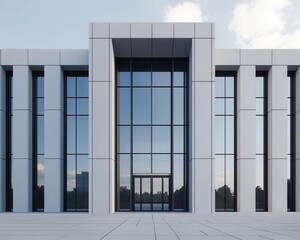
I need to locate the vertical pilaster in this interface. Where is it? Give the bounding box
[44,66,64,212]
[268,66,288,212]
[89,36,113,214]
[295,67,300,211]
[0,67,5,212]
[237,66,256,212]
[12,66,32,212]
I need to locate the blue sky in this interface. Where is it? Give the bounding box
[1,0,300,49]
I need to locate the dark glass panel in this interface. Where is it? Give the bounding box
[133,154,151,173]
[37,76,44,97]
[77,116,88,154]
[226,116,234,154]
[117,88,131,125]
[133,88,151,124]
[76,77,88,97]
[67,99,76,115]
[163,178,169,210]
[152,126,171,153]
[152,88,170,124]
[153,178,162,211]
[173,126,184,153]
[119,154,131,209]
[141,178,151,210]
[152,154,171,174]
[225,155,235,211]
[173,88,184,125]
[36,155,44,211]
[37,116,44,154]
[77,99,88,115]
[67,116,76,154]
[174,60,186,86]
[117,126,131,153]
[76,155,88,211]
[226,77,234,97]
[67,77,76,97]
[135,178,141,210]
[173,154,184,210]
[37,99,44,115]
[215,155,225,211]
[215,77,225,97]
[66,155,76,210]
[152,60,171,86]
[215,116,225,154]
[133,126,151,153]
[132,60,151,86]
[118,60,131,87]
[256,155,264,190]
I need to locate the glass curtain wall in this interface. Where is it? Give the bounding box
[6,71,13,212]
[215,73,236,212]
[65,72,89,212]
[116,59,187,211]
[287,73,295,211]
[33,73,45,211]
[256,73,268,211]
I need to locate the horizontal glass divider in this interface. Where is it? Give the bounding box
[132,173,171,177]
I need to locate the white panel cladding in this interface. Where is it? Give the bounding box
[152,23,173,38]
[110,23,130,38]
[237,66,256,212]
[0,65,5,211]
[273,49,300,65]
[215,49,240,66]
[12,66,32,212]
[241,50,272,66]
[60,49,88,66]
[174,23,194,38]
[296,68,300,211]
[194,81,212,159]
[44,66,64,212]
[92,23,109,39]
[92,39,110,82]
[268,66,288,212]
[1,49,27,65]
[194,39,212,82]
[194,159,212,213]
[195,23,212,38]
[130,23,152,38]
[28,50,60,65]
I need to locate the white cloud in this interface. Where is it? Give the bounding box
[229,0,300,48]
[163,1,207,22]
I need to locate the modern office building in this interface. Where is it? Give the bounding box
[0,22,299,214]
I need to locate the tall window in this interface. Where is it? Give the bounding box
[215,73,236,212]
[287,73,295,211]
[65,72,89,212]
[6,71,13,212]
[256,73,268,211]
[33,73,44,211]
[116,59,188,211]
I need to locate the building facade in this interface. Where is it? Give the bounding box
[0,22,300,213]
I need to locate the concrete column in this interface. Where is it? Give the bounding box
[295,67,300,212]
[0,67,6,212]
[12,66,32,212]
[44,66,64,212]
[236,66,256,212]
[190,30,214,213]
[268,66,288,212]
[89,37,114,214]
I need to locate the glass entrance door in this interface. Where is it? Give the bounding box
[134,177,170,211]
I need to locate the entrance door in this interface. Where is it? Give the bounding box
[134,177,170,211]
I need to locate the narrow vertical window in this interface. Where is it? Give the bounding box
[65,72,89,212]
[33,73,44,211]
[287,72,295,211]
[6,71,13,212]
[256,73,268,211]
[215,73,236,212]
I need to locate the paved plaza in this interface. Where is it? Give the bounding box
[0,212,300,240]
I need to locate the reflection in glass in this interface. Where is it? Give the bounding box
[119,154,131,210]
[173,88,184,124]
[152,60,171,86]
[134,178,141,211]
[152,88,170,124]
[152,154,170,174]
[215,74,236,212]
[118,60,130,86]
[133,154,151,173]
[117,88,131,124]
[142,178,151,210]
[173,155,184,210]
[152,126,170,153]
[65,73,89,212]
[133,88,151,124]
[133,126,151,153]
[153,178,162,211]
[117,126,131,153]
[132,60,151,86]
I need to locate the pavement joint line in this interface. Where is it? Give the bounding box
[136,213,143,227]
[99,213,133,240]
[258,235,276,240]
[151,213,157,240]
[161,215,180,240]
[242,222,291,237]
